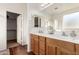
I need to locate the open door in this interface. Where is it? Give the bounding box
[7,11,20,48]
[17,15,23,45]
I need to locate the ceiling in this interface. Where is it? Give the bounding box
[41,3,79,15]
[0,3,78,15]
[27,3,41,10]
[29,3,79,15]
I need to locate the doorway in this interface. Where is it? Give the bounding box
[7,11,20,48]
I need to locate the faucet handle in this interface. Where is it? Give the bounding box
[70,31,76,37]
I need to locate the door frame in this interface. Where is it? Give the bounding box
[6,11,20,48]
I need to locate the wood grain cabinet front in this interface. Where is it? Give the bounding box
[31,34,35,53]
[56,40,75,55]
[31,34,39,55]
[46,38,75,55]
[31,34,76,55]
[39,36,46,55]
[46,45,56,55]
[75,44,79,55]
[57,47,75,55]
[46,38,57,55]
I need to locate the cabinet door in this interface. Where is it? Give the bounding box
[75,44,79,55]
[57,46,75,55]
[46,38,56,55]
[46,37,75,55]
[57,47,69,55]
[56,40,75,53]
[31,34,35,53]
[57,51,69,55]
[33,35,39,55]
[34,39,39,55]
[31,34,39,55]
[61,51,70,55]
[46,45,56,55]
[39,36,46,55]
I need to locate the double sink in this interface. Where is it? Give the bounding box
[32,30,79,44]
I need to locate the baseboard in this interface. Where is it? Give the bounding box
[22,45,27,49]
[7,39,17,42]
[27,51,35,55]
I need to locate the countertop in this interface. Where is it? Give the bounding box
[30,32,79,44]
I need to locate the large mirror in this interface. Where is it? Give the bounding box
[63,12,79,30]
[33,15,41,27]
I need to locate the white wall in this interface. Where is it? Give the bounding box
[26,4,52,52]
[51,7,79,31]
[0,9,6,51]
[0,3,27,51]
[51,14,63,31]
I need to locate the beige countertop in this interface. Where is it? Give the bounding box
[30,32,79,44]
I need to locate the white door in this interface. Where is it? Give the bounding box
[0,10,6,51]
[17,15,23,45]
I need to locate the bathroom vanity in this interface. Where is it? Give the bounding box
[30,32,79,55]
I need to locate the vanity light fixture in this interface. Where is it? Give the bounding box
[41,3,49,7]
[54,7,58,10]
[40,3,54,10]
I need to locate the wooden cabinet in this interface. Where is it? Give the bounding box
[31,34,76,55]
[31,34,46,55]
[56,40,75,53]
[57,40,75,55]
[46,38,75,55]
[31,34,39,55]
[39,36,46,55]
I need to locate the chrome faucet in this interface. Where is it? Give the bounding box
[62,31,68,36]
[38,29,43,33]
[70,31,76,37]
